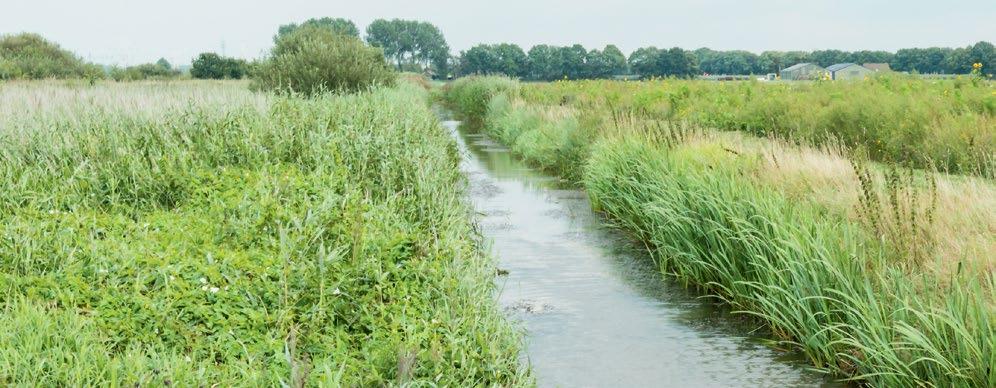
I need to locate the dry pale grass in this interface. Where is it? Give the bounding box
[602,112,993,280]
[0,79,268,129]
[713,131,995,279]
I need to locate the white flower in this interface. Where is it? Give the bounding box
[210,287,220,293]
[199,277,207,284]
[201,286,208,291]
[332,288,342,295]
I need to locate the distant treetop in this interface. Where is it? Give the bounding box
[275,17,360,42]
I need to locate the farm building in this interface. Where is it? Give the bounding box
[863,63,892,72]
[827,63,873,80]
[780,63,826,80]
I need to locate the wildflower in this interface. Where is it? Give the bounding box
[972,62,983,70]
[332,287,342,295]
[209,287,219,293]
[199,277,207,284]
[201,285,208,291]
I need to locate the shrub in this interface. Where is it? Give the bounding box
[251,25,395,95]
[0,33,104,80]
[190,52,247,79]
[443,75,520,120]
[110,58,180,81]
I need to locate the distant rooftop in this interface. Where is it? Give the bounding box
[782,63,822,71]
[863,63,892,72]
[826,63,860,72]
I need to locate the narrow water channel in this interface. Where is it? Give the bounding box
[446,119,832,387]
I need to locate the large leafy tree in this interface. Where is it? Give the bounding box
[458,43,527,78]
[602,45,628,75]
[628,47,661,77]
[276,17,359,41]
[557,44,587,80]
[810,49,850,66]
[365,19,450,76]
[526,44,563,81]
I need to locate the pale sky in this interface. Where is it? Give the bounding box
[3,0,994,66]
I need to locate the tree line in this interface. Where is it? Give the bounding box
[455,41,994,79]
[2,19,993,81]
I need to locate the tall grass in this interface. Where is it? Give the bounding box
[0,80,528,385]
[445,76,995,387]
[518,76,996,177]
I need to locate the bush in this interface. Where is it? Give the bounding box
[251,25,395,95]
[443,75,520,120]
[190,52,247,79]
[110,58,180,81]
[0,33,104,80]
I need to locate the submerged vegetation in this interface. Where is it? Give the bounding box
[444,75,995,387]
[0,80,526,385]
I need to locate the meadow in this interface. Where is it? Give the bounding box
[444,76,995,387]
[518,76,995,177]
[0,80,527,385]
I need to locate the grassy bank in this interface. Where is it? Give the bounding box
[0,80,527,385]
[519,77,995,177]
[444,76,994,387]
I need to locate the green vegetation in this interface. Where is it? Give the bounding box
[276,17,360,41]
[444,76,995,387]
[451,40,995,79]
[365,19,450,76]
[110,58,181,81]
[0,80,527,385]
[518,77,995,176]
[190,52,248,80]
[252,25,396,95]
[0,33,104,80]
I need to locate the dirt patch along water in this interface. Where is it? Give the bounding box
[446,119,834,387]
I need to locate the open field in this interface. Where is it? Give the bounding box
[0,80,527,385]
[444,76,995,387]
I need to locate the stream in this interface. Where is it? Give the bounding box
[447,118,833,387]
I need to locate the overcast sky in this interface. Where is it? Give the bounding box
[3,0,994,66]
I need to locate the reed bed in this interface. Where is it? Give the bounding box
[444,76,994,387]
[0,80,527,386]
[518,76,995,177]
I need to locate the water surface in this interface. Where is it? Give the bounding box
[447,119,833,387]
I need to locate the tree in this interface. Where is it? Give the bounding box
[190,52,247,79]
[628,47,661,77]
[458,43,527,78]
[810,49,849,66]
[968,41,994,73]
[276,17,359,41]
[661,47,698,77]
[365,19,450,77]
[526,44,563,81]
[602,45,628,75]
[848,50,894,65]
[559,44,587,79]
[252,25,395,95]
[696,49,761,75]
[110,58,180,81]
